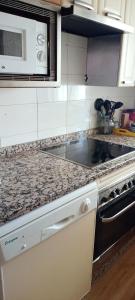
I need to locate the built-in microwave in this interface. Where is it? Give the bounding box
[0,0,61,87]
[0,11,48,75]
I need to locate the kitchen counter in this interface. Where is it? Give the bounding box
[91,134,135,148]
[0,133,135,226]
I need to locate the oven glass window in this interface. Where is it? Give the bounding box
[0,30,22,57]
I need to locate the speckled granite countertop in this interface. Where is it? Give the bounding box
[0,133,135,226]
[91,134,135,148]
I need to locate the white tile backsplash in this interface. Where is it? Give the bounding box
[37,75,67,103]
[0,32,134,147]
[1,132,37,147]
[68,84,87,101]
[38,102,67,133]
[0,104,37,145]
[38,127,66,140]
[85,86,135,100]
[0,88,36,105]
[67,100,91,133]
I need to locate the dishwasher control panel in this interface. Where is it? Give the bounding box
[0,187,97,263]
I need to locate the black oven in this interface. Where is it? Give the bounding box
[94,185,135,260]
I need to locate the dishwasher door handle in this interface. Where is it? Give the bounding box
[41,215,75,240]
[101,201,135,223]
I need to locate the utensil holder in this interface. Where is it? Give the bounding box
[101,116,114,134]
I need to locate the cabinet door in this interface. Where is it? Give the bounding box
[98,0,126,21]
[74,0,97,11]
[118,0,135,86]
[86,34,121,87]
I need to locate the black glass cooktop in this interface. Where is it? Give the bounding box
[42,138,135,168]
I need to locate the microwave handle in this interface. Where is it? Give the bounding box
[101,201,135,223]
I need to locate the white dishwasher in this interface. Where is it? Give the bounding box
[0,182,98,300]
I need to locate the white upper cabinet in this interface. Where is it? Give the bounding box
[98,0,126,22]
[118,0,135,86]
[74,0,97,11]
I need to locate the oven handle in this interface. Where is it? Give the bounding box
[100,201,135,223]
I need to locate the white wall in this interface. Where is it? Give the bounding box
[0,32,135,147]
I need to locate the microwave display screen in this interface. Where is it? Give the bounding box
[0,30,22,57]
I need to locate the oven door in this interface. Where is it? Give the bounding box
[94,189,135,260]
[0,11,36,74]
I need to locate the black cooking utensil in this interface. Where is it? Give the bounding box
[110,101,123,118]
[104,100,111,115]
[94,98,104,112]
[111,101,123,113]
[113,101,123,110]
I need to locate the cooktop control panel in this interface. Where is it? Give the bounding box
[99,175,135,207]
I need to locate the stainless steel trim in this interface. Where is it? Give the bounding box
[93,255,101,263]
[105,12,122,21]
[56,13,61,87]
[99,192,124,209]
[93,237,125,262]
[101,201,135,223]
[99,186,135,209]
[0,14,61,88]
[98,153,135,193]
